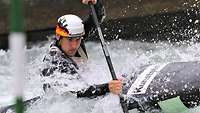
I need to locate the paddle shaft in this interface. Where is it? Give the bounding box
[89,2,117,80]
[89,2,129,113]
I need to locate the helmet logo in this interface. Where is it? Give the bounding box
[59,18,68,28]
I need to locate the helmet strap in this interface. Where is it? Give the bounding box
[58,39,62,45]
[56,35,62,46]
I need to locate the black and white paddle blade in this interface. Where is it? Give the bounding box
[0,96,40,113]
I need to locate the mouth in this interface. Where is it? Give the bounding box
[69,49,76,53]
[68,50,77,55]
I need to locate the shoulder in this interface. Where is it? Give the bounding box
[42,42,63,63]
[49,46,62,56]
[47,40,63,57]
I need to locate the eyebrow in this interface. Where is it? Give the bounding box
[68,37,81,40]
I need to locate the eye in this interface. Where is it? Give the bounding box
[76,38,81,41]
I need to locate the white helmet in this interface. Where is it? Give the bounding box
[56,14,85,39]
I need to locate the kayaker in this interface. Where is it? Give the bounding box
[41,0,123,98]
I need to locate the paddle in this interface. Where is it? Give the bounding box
[0,96,41,113]
[88,2,129,113]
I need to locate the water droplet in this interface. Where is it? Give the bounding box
[164,89,169,93]
[156,91,159,94]
[195,20,199,24]
[184,84,188,88]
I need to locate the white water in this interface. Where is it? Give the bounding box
[1,40,200,113]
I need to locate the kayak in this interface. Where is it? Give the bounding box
[127,61,200,113]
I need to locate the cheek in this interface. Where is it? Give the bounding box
[61,40,70,50]
[62,44,69,50]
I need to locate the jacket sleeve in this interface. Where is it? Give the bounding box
[83,0,106,37]
[76,83,110,98]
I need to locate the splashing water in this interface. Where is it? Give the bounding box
[1,40,200,113]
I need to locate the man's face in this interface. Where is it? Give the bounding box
[60,37,82,56]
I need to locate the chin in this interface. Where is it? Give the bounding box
[67,52,76,57]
